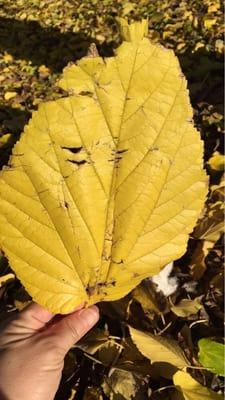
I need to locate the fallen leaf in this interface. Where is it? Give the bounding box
[4,92,17,101]
[68,389,76,400]
[132,281,161,316]
[129,326,189,369]
[198,338,225,376]
[0,273,15,287]
[83,387,103,400]
[204,18,217,29]
[171,298,202,317]
[173,371,223,400]
[3,53,13,63]
[38,65,51,77]
[0,133,13,148]
[208,3,220,12]
[76,327,110,355]
[102,369,137,400]
[207,152,225,172]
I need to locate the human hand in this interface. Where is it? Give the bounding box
[0,302,99,400]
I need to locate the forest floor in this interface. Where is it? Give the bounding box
[0,1,224,399]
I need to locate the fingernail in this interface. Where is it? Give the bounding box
[78,305,99,326]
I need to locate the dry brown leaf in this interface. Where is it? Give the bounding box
[102,369,137,400]
[171,298,202,317]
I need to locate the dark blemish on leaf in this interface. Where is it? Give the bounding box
[67,159,87,165]
[64,201,68,209]
[113,259,124,264]
[149,146,159,152]
[116,149,128,154]
[77,246,81,258]
[86,285,95,296]
[80,91,93,97]
[133,272,139,278]
[13,153,24,157]
[37,189,49,195]
[62,146,83,153]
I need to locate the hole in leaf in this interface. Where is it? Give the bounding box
[67,159,87,165]
[62,146,83,153]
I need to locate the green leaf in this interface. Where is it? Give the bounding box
[198,338,225,376]
[0,20,207,313]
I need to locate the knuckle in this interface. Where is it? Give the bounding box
[63,318,81,341]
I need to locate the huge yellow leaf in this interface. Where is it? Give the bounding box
[0,20,207,313]
[173,371,223,400]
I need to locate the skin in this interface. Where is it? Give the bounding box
[0,302,99,400]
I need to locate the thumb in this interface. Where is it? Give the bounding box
[50,305,99,353]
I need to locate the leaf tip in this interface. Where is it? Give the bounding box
[117,18,148,42]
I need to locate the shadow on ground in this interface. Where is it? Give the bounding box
[0,106,30,168]
[0,17,114,72]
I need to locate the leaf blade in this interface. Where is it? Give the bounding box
[173,371,223,400]
[0,20,208,313]
[129,326,189,369]
[198,339,225,376]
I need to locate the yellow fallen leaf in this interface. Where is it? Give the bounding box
[122,2,136,16]
[171,298,202,317]
[4,91,17,101]
[207,152,225,171]
[0,20,207,313]
[204,18,217,29]
[14,299,31,311]
[0,133,12,148]
[132,282,161,316]
[129,326,189,369]
[38,65,50,76]
[208,3,220,12]
[3,54,13,63]
[173,371,223,400]
[215,39,224,54]
[194,42,205,51]
[177,43,186,51]
[0,273,15,287]
[68,389,76,400]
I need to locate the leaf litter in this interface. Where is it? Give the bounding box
[0,1,224,399]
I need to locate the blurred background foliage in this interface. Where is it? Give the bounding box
[0,1,224,399]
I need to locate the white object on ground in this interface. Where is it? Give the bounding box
[151,262,178,297]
